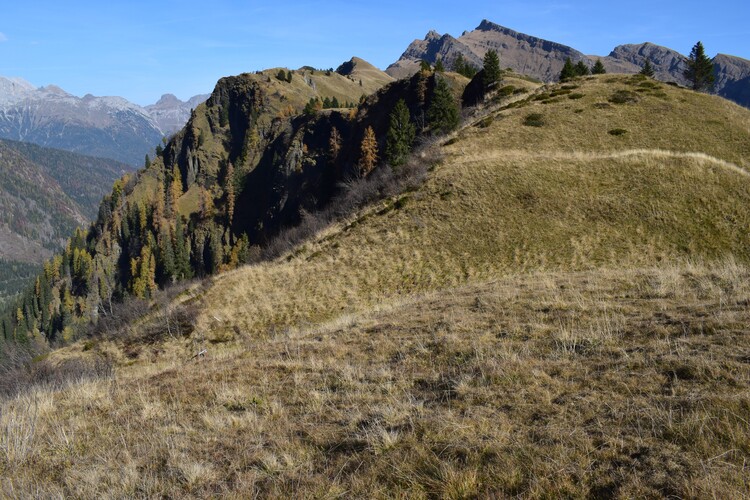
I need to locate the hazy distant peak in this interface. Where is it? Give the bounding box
[154,93,183,106]
[40,84,70,96]
[3,76,35,90]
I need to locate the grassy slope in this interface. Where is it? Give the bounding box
[2,75,750,497]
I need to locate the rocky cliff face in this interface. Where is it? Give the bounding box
[605,43,689,85]
[388,20,589,82]
[387,31,480,79]
[388,20,750,108]
[712,54,750,108]
[0,77,165,165]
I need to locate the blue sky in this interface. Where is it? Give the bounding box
[1,1,748,106]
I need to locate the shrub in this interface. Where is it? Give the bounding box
[608,90,639,104]
[523,113,545,127]
[568,93,585,100]
[476,116,494,128]
[608,128,628,136]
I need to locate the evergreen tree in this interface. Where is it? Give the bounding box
[420,60,432,72]
[385,99,416,167]
[286,70,293,83]
[331,96,340,108]
[434,58,445,73]
[427,77,459,135]
[640,59,655,78]
[483,49,501,89]
[592,59,606,75]
[575,61,590,76]
[358,126,379,176]
[684,41,715,91]
[453,53,477,78]
[559,58,577,81]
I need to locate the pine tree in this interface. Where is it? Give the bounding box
[592,59,606,75]
[483,49,501,90]
[385,99,416,167]
[434,58,445,73]
[575,61,590,76]
[420,60,432,72]
[358,126,378,176]
[640,59,655,78]
[427,77,459,135]
[684,41,715,91]
[559,58,577,81]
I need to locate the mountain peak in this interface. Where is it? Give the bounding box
[154,93,183,106]
[40,84,70,96]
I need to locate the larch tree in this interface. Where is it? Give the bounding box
[358,126,379,176]
[329,126,342,162]
[225,161,235,224]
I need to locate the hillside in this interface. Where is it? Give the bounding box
[0,56,402,343]
[0,140,129,306]
[388,19,750,108]
[2,73,749,496]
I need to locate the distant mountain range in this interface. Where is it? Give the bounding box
[145,93,210,136]
[0,76,208,165]
[387,19,750,108]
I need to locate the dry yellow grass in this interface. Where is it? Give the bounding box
[2,263,749,497]
[3,75,750,497]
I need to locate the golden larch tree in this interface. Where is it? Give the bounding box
[359,126,378,176]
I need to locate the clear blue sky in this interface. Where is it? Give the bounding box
[1,1,748,106]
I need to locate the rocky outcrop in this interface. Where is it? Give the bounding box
[605,43,689,85]
[388,20,589,82]
[712,54,750,108]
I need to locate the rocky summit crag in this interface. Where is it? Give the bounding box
[388,19,750,108]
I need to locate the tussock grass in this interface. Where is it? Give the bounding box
[2,263,749,497]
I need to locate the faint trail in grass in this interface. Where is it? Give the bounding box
[454,148,750,178]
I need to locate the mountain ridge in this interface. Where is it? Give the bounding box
[388,19,750,108]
